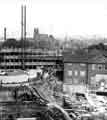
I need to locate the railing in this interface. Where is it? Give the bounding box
[25,62,56,65]
[3,56,19,59]
[0,48,63,56]
[0,62,21,66]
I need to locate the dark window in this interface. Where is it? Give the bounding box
[105,64,107,69]
[98,64,103,70]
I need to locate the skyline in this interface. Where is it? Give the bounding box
[0,0,107,39]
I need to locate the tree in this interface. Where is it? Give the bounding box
[2,38,18,48]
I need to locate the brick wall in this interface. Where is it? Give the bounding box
[64,63,87,85]
[88,63,107,89]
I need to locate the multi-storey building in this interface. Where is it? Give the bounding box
[63,45,107,90]
[88,48,107,89]
[63,49,88,85]
[0,48,63,81]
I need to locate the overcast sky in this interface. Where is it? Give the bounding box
[0,0,107,39]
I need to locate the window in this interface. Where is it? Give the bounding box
[90,77,96,85]
[68,70,72,76]
[67,63,72,66]
[105,64,107,70]
[98,64,103,70]
[74,70,78,76]
[80,71,86,77]
[80,64,86,66]
[92,64,96,70]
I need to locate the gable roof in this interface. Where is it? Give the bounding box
[63,49,88,63]
[63,48,107,63]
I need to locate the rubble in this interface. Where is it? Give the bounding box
[2,68,107,119]
[63,88,107,120]
[27,67,63,105]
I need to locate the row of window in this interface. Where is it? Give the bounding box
[67,63,107,70]
[67,63,86,66]
[1,63,21,65]
[3,56,19,59]
[92,64,107,70]
[0,62,56,66]
[68,70,86,77]
[67,64,107,77]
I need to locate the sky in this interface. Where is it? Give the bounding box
[0,0,107,39]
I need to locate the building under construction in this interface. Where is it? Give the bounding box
[0,5,64,82]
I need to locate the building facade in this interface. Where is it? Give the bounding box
[0,48,63,81]
[88,49,107,89]
[63,49,88,85]
[63,47,107,90]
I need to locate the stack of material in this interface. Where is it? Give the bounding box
[29,69,62,104]
[30,73,63,105]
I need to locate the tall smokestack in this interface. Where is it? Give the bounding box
[4,27,6,40]
[21,5,26,70]
[24,5,26,41]
[21,5,24,40]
